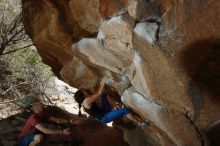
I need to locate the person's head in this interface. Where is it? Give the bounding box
[32,101,44,114]
[74,90,85,104]
[74,90,85,116]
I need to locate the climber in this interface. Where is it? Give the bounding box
[74,78,129,124]
[18,101,79,146]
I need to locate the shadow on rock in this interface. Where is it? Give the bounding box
[70,118,129,146]
[207,122,220,146]
[180,38,220,117]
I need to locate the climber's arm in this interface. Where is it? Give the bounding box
[49,116,79,125]
[35,123,70,135]
[49,116,69,124]
[83,79,106,108]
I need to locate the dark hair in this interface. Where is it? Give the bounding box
[74,90,85,116]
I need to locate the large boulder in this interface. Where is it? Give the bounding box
[22,0,220,145]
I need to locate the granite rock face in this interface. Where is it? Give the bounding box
[22,0,220,145]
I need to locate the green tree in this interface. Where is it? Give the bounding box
[0,0,53,114]
[0,0,32,56]
[0,47,53,102]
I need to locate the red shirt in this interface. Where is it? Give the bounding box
[19,111,50,140]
